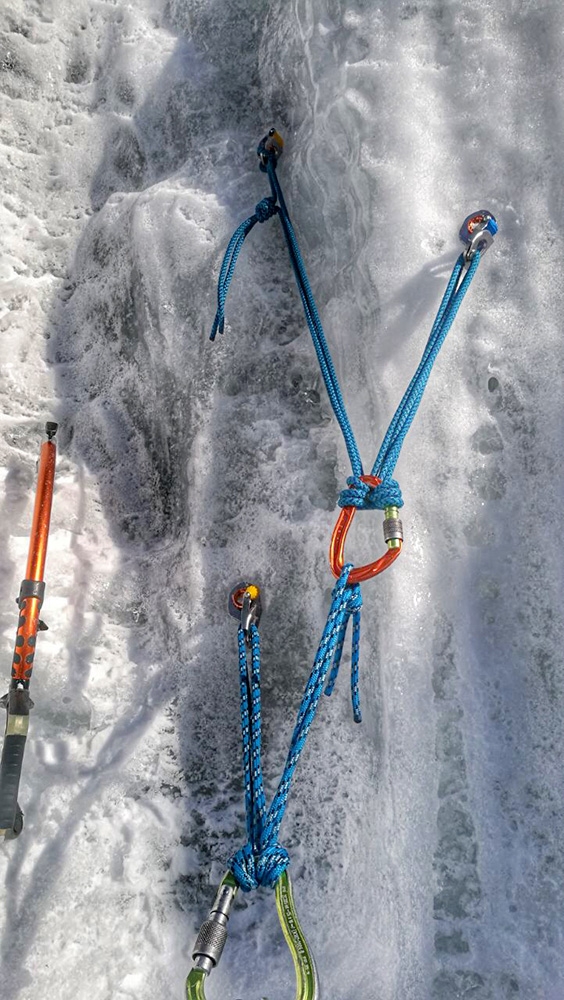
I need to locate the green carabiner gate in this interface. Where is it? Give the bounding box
[186,869,319,1000]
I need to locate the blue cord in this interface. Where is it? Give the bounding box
[210,196,278,342]
[371,252,480,486]
[210,137,496,892]
[230,566,362,891]
[210,139,490,511]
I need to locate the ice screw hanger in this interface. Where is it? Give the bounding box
[460,210,498,264]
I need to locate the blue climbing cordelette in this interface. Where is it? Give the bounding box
[207,129,496,894]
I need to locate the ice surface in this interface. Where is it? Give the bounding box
[1,1,564,998]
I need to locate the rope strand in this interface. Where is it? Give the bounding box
[230,567,362,891]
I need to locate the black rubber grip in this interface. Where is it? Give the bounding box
[0,734,27,831]
[19,579,46,605]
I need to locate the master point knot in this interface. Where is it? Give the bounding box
[255,196,278,223]
[338,475,404,510]
[230,841,290,892]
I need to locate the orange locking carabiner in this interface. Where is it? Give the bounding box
[329,475,403,585]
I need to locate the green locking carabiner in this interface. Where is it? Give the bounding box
[186,869,319,1000]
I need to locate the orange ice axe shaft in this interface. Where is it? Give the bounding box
[0,422,58,838]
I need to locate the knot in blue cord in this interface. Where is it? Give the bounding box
[255,196,278,223]
[338,475,404,510]
[230,842,290,892]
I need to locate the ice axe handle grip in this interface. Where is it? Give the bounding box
[0,732,26,834]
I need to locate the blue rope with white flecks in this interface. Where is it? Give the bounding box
[211,135,496,513]
[230,565,362,891]
[210,132,497,890]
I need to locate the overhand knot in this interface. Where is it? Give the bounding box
[230,841,290,892]
[338,475,403,510]
[255,197,278,223]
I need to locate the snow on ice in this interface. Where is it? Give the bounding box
[1,1,564,998]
